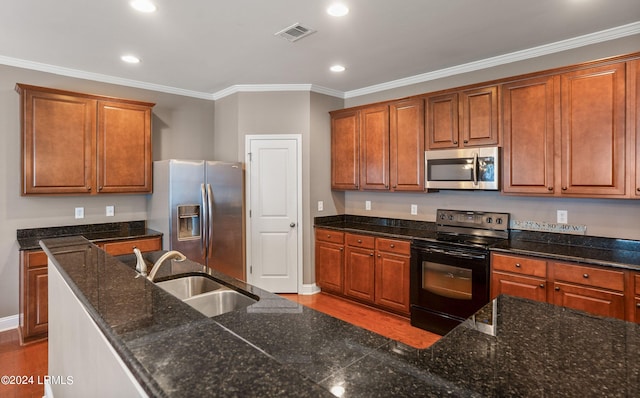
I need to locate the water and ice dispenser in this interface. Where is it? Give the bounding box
[177,205,201,240]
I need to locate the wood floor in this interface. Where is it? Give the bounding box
[280,292,441,349]
[0,293,439,398]
[0,329,47,398]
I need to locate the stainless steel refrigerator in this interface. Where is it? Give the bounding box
[147,160,245,281]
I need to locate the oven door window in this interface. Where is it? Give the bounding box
[422,261,472,300]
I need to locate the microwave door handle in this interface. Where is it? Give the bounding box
[472,152,479,186]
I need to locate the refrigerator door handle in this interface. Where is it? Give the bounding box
[200,183,208,259]
[207,183,214,259]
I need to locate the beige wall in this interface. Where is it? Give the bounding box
[0,65,215,319]
[343,34,640,241]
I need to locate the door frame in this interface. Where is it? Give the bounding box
[245,134,303,293]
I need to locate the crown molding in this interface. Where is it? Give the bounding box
[344,21,640,99]
[2,21,638,102]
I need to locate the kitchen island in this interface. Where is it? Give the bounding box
[42,236,639,397]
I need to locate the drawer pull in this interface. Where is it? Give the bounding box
[539,284,545,288]
[515,263,521,268]
[358,239,362,243]
[339,248,344,251]
[370,252,374,256]
[583,273,589,279]
[390,244,395,248]
[555,287,560,291]
[327,235,331,238]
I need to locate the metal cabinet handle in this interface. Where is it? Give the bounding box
[327,235,331,238]
[562,187,568,191]
[548,187,553,191]
[515,263,521,268]
[539,284,545,288]
[87,186,92,191]
[290,222,296,228]
[637,188,640,192]
[390,244,395,248]
[370,252,374,256]
[357,239,362,243]
[377,254,381,258]
[463,140,469,144]
[339,247,344,251]
[453,140,458,145]
[583,273,589,279]
[555,287,560,291]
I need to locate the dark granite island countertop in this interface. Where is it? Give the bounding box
[41,236,639,397]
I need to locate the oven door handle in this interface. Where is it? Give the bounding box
[427,247,486,260]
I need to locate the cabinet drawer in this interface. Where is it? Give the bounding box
[635,274,640,296]
[25,250,48,269]
[491,253,546,278]
[316,229,344,244]
[346,233,375,249]
[102,237,162,256]
[553,262,624,292]
[376,238,410,255]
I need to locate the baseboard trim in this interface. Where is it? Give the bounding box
[0,314,19,332]
[299,283,321,295]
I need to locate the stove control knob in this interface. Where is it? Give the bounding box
[486,217,493,224]
[496,218,503,225]
[448,215,454,221]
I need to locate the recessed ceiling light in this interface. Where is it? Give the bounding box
[121,55,141,64]
[130,0,157,13]
[327,3,349,17]
[330,65,346,72]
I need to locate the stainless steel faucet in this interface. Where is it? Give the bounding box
[134,248,187,282]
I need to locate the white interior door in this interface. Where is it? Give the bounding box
[246,135,301,293]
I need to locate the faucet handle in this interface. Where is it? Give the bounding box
[134,247,148,276]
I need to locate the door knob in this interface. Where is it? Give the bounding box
[290,222,296,228]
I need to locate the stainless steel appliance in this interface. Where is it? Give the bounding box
[425,147,499,190]
[147,160,245,281]
[410,209,509,335]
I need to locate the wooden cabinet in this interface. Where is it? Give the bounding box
[359,106,390,190]
[491,252,634,322]
[633,273,640,322]
[19,236,161,343]
[315,230,410,316]
[374,238,410,315]
[633,60,640,198]
[491,253,548,302]
[389,98,425,191]
[502,62,630,198]
[501,76,556,194]
[314,229,345,294]
[19,251,49,343]
[16,84,154,195]
[426,86,498,149]
[331,99,425,192]
[551,261,626,320]
[344,234,376,301]
[331,109,360,190]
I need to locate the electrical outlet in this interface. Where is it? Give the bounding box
[317,201,324,212]
[411,204,418,215]
[106,205,115,217]
[557,210,568,224]
[365,200,371,211]
[75,207,84,219]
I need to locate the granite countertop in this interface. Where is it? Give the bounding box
[17,220,162,251]
[41,236,639,397]
[314,215,640,271]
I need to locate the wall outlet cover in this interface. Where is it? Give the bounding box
[317,201,323,212]
[106,205,115,217]
[75,207,84,219]
[365,200,371,211]
[411,204,418,215]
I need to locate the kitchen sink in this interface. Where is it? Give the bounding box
[183,289,257,317]
[156,275,225,300]
[155,274,257,317]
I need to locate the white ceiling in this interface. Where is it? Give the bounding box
[2,0,639,100]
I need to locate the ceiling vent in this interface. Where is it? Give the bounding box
[275,23,316,42]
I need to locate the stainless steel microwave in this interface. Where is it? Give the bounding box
[425,147,499,190]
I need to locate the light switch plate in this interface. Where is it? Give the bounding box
[317,201,323,212]
[557,210,568,224]
[106,205,115,217]
[365,200,371,211]
[411,204,418,215]
[75,207,84,219]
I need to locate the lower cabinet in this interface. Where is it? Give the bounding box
[635,274,640,322]
[19,236,161,343]
[491,252,635,322]
[315,228,410,316]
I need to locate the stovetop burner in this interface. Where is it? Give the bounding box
[435,232,507,249]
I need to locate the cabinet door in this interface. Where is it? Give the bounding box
[26,267,49,338]
[20,87,96,195]
[491,271,547,302]
[101,237,162,256]
[331,110,360,190]
[344,246,375,302]
[389,98,425,191]
[560,62,626,196]
[97,101,153,193]
[359,105,390,190]
[633,60,640,198]
[375,252,410,314]
[501,76,556,194]
[460,86,499,147]
[553,282,625,320]
[315,241,344,294]
[426,93,459,149]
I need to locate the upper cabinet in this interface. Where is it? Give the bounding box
[331,98,425,192]
[17,84,154,196]
[502,61,630,198]
[426,86,498,149]
[632,60,640,198]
